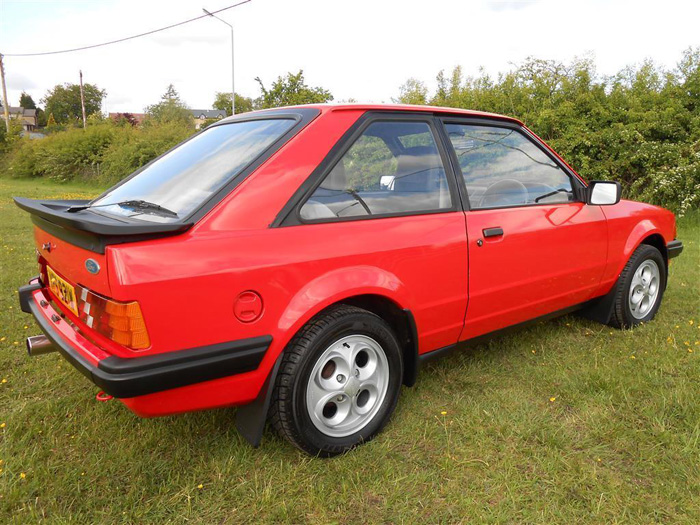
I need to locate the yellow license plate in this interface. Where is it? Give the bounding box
[47,266,79,316]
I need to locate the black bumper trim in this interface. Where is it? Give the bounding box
[19,282,271,398]
[667,240,683,259]
[19,278,42,313]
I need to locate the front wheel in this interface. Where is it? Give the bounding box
[610,244,667,328]
[269,305,403,457]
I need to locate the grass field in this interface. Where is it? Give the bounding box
[0,177,698,523]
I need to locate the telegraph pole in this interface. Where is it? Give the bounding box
[79,70,87,128]
[0,54,10,132]
[203,8,235,116]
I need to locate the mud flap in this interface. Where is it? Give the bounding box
[579,281,618,325]
[235,352,284,447]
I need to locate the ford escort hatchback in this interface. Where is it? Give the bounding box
[16,104,683,456]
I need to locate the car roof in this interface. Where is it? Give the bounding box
[239,103,524,126]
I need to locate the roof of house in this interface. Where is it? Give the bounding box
[191,109,227,119]
[7,107,37,117]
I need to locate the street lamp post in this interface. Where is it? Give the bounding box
[203,8,235,116]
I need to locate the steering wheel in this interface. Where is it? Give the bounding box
[478,179,528,208]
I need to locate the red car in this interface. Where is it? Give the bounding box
[16,104,683,456]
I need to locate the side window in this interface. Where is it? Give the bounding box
[445,124,574,209]
[300,121,452,220]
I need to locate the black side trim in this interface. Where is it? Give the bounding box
[403,308,419,387]
[417,303,586,367]
[19,283,271,398]
[667,240,683,259]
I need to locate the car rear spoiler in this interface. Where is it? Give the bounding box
[14,198,193,254]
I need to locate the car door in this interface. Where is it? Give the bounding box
[287,115,469,354]
[440,120,608,341]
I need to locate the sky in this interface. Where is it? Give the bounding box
[0,0,698,113]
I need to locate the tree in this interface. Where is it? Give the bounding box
[394,78,428,105]
[213,92,254,116]
[255,70,333,109]
[19,92,37,109]
[145,84,193,126]
[41,83,106,124]
[45,112,63,133]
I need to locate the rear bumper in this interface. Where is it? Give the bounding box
[19,278,271,399]
[667,240,683,259]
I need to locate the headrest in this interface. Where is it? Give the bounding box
[321,161,347,191]
[396,146,442,182]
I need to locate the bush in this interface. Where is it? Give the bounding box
[2,120,193,184]
[396,48,700,214]
[100,122,193,184]
[4,124,121,181]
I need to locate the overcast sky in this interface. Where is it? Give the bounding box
[0,0,697,113]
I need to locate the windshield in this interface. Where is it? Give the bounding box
[90,118,295,222]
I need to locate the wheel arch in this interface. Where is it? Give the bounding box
[622,220,669,271]
[235,276,419,447]
[280,291,419,389]
[580,229,669,326]
[339,294,418,387]
[639,233,668,271]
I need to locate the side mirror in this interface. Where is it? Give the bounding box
[587,180,621,205]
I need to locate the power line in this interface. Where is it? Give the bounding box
[1,1,251,57]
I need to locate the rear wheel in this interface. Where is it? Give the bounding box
[610,244,666,328]
[269,305,402,457]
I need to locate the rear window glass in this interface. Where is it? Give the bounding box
[90,119,295,222]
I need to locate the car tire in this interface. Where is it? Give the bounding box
[269,304,403,457]
[609,244,667,329]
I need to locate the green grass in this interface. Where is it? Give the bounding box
[1,177,698,524]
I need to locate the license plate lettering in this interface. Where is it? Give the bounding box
[47,266,79,316]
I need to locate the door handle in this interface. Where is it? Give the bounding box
[483,227,504,238]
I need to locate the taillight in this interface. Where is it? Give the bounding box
[77,286,150,350]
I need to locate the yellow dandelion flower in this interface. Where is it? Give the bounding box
[197,484,203,489]
[13,342,18,346]
[0,337,5,341]
[689,320,694,325]
[0,423,5,428]
[675,325,680,329]
[440,410,447,415]
[1,379,6,383]
[689,349,694,353]
[23,325,28,330]
[531,350,536,354]
[549,397,556,402]
[684,341,690,346]
[596,458,602,462]
[630,355,636,359]
[20,472,26,479]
